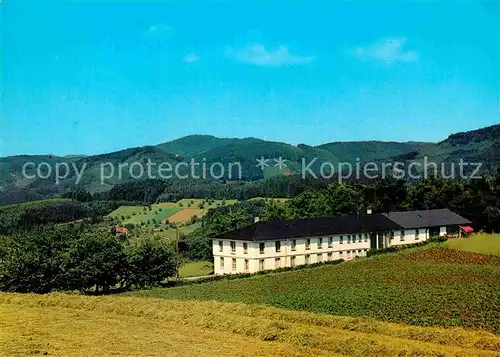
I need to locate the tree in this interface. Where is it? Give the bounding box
[0,228,75,293]
[64,231,125,293]
[124,237,176,288]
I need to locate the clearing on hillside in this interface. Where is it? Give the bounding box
[108,199,237,226]
[1,293,498,357]
[130,243,500,333]
[108,203,180,227]
[166,208,204,224]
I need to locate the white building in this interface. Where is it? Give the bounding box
[212,209,471,275]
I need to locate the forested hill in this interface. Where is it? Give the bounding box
[0,124,498,205]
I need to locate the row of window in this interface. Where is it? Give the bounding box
[389,230,421,242]
[220,249,370,271]
[219,235,370,254]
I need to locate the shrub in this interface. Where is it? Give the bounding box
[124,223,135,230]
[366,237,447,257]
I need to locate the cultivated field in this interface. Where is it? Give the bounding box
[1,293,498,357]
[131,243,500,333]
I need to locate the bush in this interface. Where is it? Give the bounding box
[124,223,135,230]
[366,237,447,257]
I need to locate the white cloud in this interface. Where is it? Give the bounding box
[352,38,418,63]
[183,53,199,63]
[144,23,172,38]
[227,43,314,67]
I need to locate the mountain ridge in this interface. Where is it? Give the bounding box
[0,124,498,205]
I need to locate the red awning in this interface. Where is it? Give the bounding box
[459,225,473,233]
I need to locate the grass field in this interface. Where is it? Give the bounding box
[128,222,202,242]
[130,243,500,333]
[108,199,237,226]
[108,203,181,227]
[179,260,214,278]
[445,234,500,256]
[1,293,499,357]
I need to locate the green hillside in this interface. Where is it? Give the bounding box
[316,141,429,163]
[1,124,498,205]
[130,242,500,333]
[155,134,242,157]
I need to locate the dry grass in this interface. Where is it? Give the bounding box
[1,293,499,357]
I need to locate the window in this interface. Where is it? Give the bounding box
[347,250,352,259]
[327,252,333,261]
[328,237,333,248]
[259,242,265,254]
[339,251,343,258]
[230,241,236,253]
[364,234,369,242]
[244,259,249,271]
[259,259,265,271]
[305,254,310,264]
[290,256,296,267]
[275,240,281,252]
[318,237,323,249]
[358,234,362,243]
[317,254,323,262]
[275,257,281,269]
[340,236,344,244]
[400,230,405,241]
[306,239,311,250]
[347,235,351,244]
[232,258,237,271]
[218,241,223,252]
[220,257,224,269]
[291,239,297,251]
[390,231,395,240]
[415,229,419,240]
[243,242,248,254]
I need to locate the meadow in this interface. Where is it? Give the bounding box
[1,293,499,357]
[130,243,500,333]
[108,199,238,227]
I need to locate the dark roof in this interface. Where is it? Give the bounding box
[215,213,403,241]
[214,209,471,241]
[382,209,471,229]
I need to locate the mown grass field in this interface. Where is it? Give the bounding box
[130,243,500,333]
[445,234,500,256]
[1,293,499,357]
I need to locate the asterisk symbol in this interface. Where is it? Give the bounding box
[256,157,270,170]
[274,157,288,170]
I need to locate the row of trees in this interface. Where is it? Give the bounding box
[0,227,176,293]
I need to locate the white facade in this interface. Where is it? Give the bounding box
[213,227,447,275]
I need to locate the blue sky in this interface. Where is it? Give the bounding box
[1,1,499,156]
